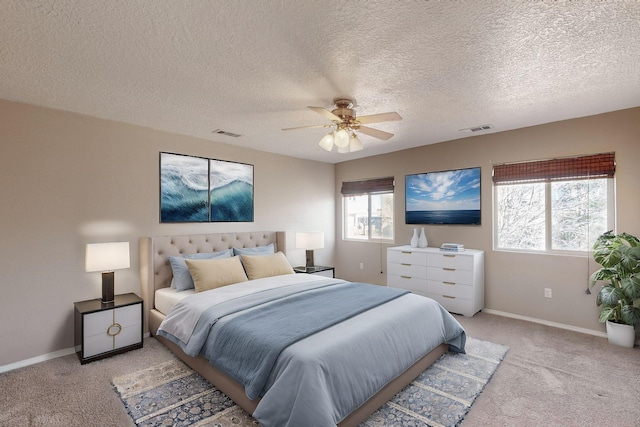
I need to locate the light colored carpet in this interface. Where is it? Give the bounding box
[1,312,638,426]
[455,313,640,427]
[111,337,507,426]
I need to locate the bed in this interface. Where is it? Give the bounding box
[140,231,466,427]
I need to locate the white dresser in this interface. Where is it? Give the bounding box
[387,245,484,316]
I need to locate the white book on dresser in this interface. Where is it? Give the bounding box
[387,245,484,317]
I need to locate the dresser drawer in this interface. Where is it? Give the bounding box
[387,249,428,266]
[427,292,474,317]
[83,304,141,358]
[386,246,484,317]
[387,262,427,279]
[427,252,474,270]
[427,279,473,299]
[388,274,427,296]
[426,266,474,285]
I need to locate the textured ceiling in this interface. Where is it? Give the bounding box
[2,1,639,163]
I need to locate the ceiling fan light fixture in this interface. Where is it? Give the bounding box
[337,143,351,153]
[283,98,401,154]
[318,132,334,151]
[349,133,363,152]
[334,129,350,148]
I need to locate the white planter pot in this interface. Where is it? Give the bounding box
[606,320,636,348]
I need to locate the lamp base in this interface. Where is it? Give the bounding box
[305,250,315,268]
[101,271,115,303]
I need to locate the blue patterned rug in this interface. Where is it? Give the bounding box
[112,337,508,427]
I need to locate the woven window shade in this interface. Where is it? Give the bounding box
[492,152,615,185]
[341,177,394,195]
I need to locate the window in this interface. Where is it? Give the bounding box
[342,177,394,242]
[493,153,615,253]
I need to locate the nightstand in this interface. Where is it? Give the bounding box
[74,293,143,364]
[293,265,335,278]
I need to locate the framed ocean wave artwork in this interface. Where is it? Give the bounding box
[160,152,254,223]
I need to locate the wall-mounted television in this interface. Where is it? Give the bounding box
[405,167,481,225]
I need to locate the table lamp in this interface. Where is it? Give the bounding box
[85,242,130,303]
[295,232,324,268]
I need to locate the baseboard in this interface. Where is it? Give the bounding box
[0,346,77,374]
[482,308,610,339]
[0,332,152,374]
[483,309,640,346]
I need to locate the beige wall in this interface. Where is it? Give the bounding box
[335,107,640,334]
[3,99,637,367]
[0,100,335,367]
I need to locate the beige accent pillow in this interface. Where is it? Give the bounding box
[185,256,248,292]
[241,251,295,280]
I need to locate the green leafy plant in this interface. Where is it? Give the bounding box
[589,231,640,325]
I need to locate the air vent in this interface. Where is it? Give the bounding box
[212,129,242,138]
[459,124,493,133]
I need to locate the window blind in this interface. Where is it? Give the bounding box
[492,152,615,185]
[341,176,394,195]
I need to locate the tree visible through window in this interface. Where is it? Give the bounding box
[493,153,615,253]
[551,179,609,251]
[496,183,545,250]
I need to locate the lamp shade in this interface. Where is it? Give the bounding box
[349,133,363,152]
[333,129,350,148]
[318,132,334,151]
[85,242,130,272]
[295,232,324,250]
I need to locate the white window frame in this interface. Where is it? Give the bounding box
[342,192,394,243]
[493,178,616,255]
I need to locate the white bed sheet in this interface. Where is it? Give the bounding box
[155,287,195,315]
[159,274,336,344]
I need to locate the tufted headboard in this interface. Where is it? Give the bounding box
[139,231,286,333]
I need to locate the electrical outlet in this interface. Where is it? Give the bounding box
[359,263,364,270]
[544,288,552,298]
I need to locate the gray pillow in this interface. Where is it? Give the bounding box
[169,249,232,291]
[232,243,275,257]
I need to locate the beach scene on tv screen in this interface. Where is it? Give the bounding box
[406,167,481,225]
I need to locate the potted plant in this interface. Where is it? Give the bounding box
[589,231,640,347]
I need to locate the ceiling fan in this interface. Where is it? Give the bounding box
[282,98,402,153]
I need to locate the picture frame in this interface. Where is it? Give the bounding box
[160,152,254,223]
[405,167,481,225]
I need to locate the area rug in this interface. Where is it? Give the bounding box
[112,337,508,427]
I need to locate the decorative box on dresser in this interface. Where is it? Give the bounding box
[387,245,484,316]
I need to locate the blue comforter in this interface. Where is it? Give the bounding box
[158,275,466,427]
[211,282,408,399]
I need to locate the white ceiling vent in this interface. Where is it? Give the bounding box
[212,129,242,138]
[459,124,493,133]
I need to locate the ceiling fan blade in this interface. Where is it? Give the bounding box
[308,106,342,122]
[358,126,394,141]
[282,124,333,131]
[357,112,402,125]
